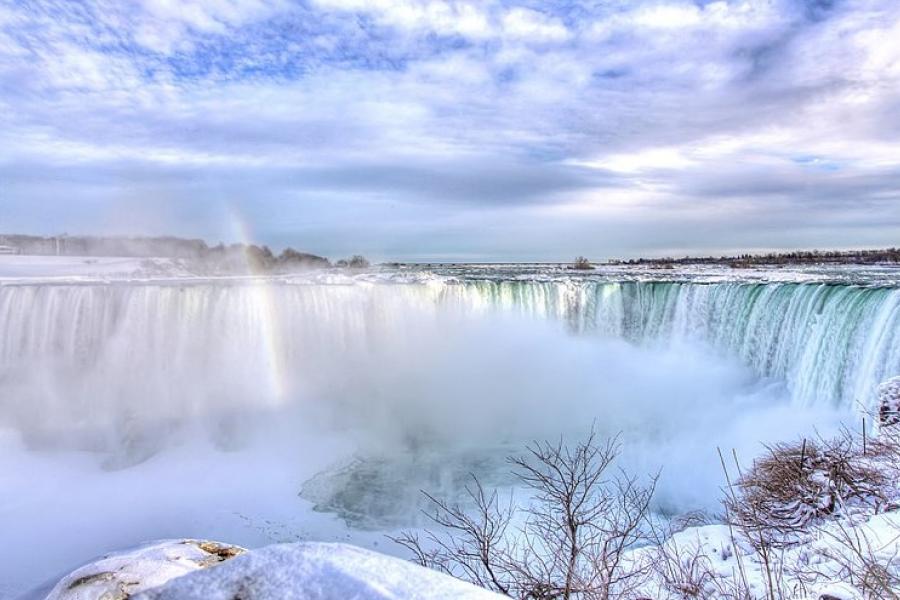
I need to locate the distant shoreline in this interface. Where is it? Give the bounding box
[1,234,898,267]
[391,248,900,268]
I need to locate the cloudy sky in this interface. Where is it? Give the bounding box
[1,0,898,260]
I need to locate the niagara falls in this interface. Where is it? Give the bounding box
[3,0,900,598]
[1,257,899,598]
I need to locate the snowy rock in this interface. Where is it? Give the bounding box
[817,582,862,600]
[879,376,900,426]
[30,540,245,600]
[134,542,504,600]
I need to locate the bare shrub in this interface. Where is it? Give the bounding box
[723,435,888,546]
[719,426,900,600]
[391,430,657,599]
[647,519,718,599]
[571,257,593,270]
[648,509,756,600]
[798,518,900,600]
[719,449,793,600]
[336,255,370,268]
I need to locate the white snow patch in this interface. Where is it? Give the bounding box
[0,255,192,282]
[133,542,502,600]
[23,539,244,600]
[629,511,900,599]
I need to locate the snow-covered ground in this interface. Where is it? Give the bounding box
[627,510,900,599]
[0,424,394,599]
[3,255,899,286]
[24,540,502,600]
[23,540,245,600]
[0,256,193,282]
[136,542,502,599]
[0,255,439,285]
[23,508,900,599]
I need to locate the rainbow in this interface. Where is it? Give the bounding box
[228,207,288,404]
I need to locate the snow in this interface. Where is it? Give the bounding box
[26,540,504,600]
[28,513,900,600]
[880,377,900,425]
[22,540,245,600]
[22,512,900,600]
[3,255,898,287]
[626,509,900,599]
[0,255,441,285]
[0,255,191,282]
[134,542,503,599]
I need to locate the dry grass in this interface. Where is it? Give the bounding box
[724,434,889,546]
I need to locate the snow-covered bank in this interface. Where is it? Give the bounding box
[628,510,900,599]
[26,541,502,600]
[26,511,900,599]
[387,380,900,600]
[630,382,900,599]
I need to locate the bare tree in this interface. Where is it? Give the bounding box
[571,257,593,270]
[391,430,657,599]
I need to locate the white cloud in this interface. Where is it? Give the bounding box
[311,0,494,39]
[584,147,697,173]
[631,4,702,29]
[2,0,900,257]
[501,7,570,43]
[134,0,290,53]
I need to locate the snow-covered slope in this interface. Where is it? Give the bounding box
[135,542,502,600]
[627,510,900,600]
[27,541,503,600]
[22,540,245,600]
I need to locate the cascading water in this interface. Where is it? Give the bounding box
[444,280,900,411]
[0,281,449,453]
[2,278,899,451]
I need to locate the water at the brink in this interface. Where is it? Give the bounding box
[2,279,897,442]
[448,279,900,410]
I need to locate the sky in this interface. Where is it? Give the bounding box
[0,0,899,261]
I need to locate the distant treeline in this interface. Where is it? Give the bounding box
[0,234,361,271]
[610,248,900,267]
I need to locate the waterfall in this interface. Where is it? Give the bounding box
[0,281,447,450]
[443,280,900,410]
[1,278,898,447]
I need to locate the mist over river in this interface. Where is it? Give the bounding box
[1,261,899,597]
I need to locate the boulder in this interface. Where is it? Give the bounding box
[31,540,245,600]
[32,541,502,600]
